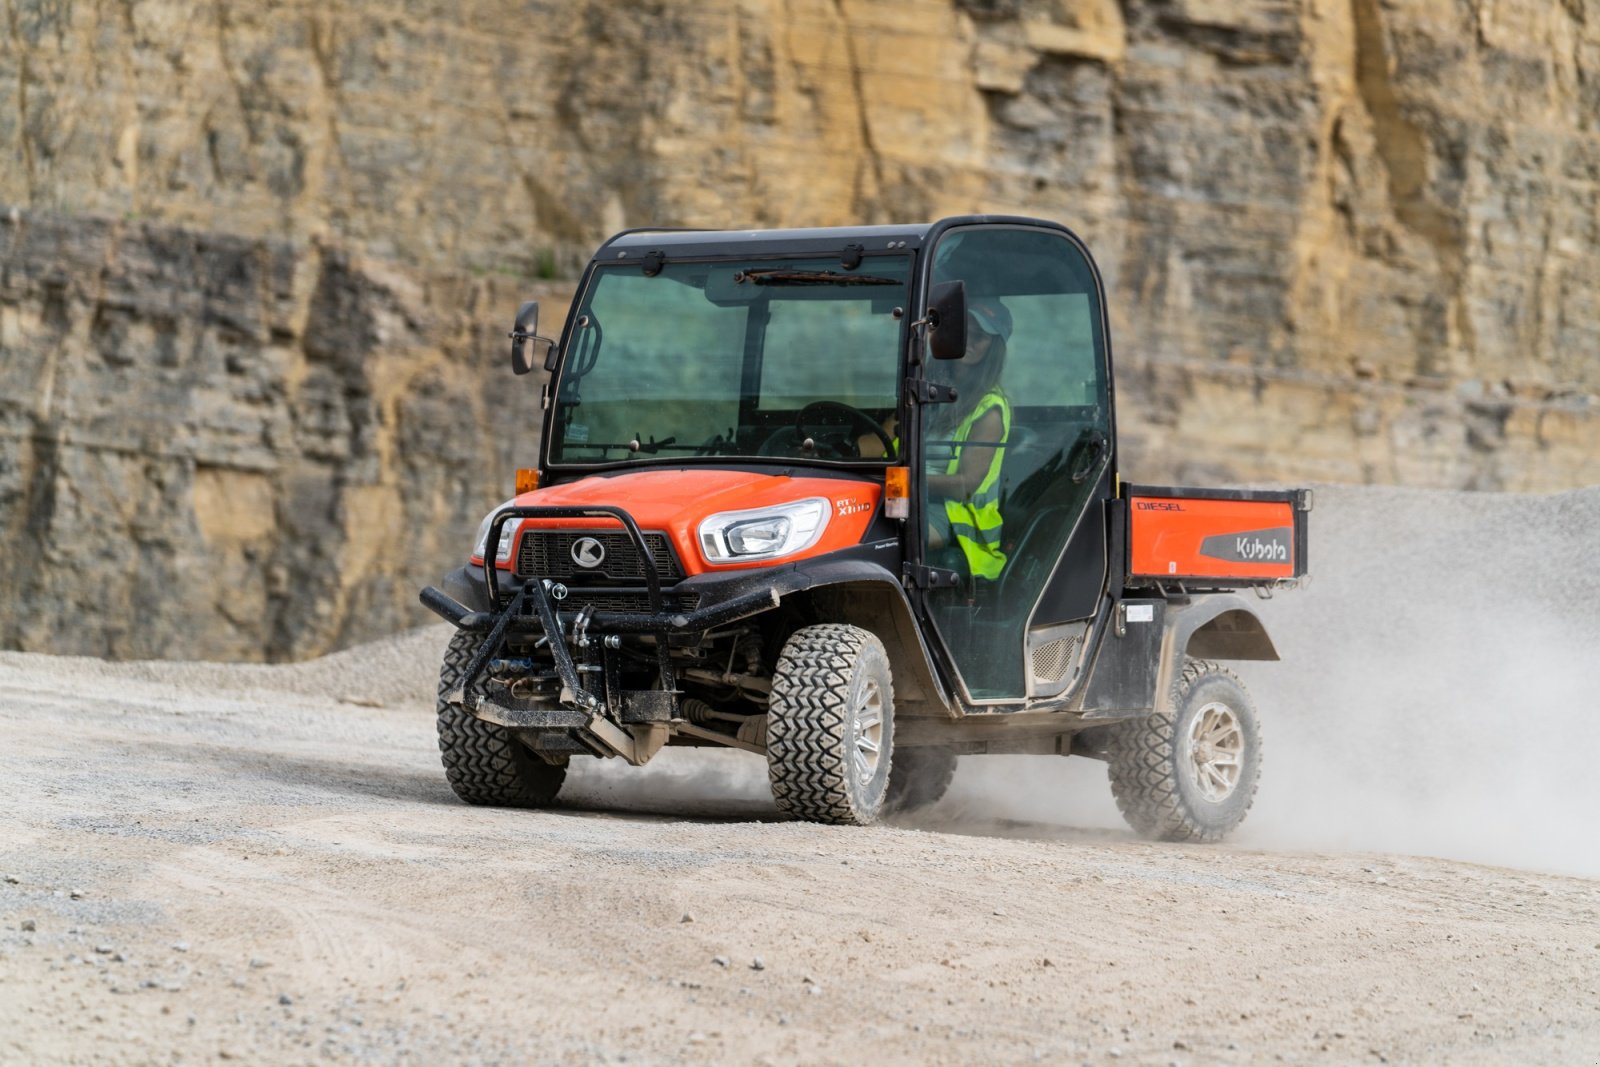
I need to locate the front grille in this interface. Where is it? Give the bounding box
[516,529,683,583]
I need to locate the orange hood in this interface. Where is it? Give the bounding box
[499,468,883,575]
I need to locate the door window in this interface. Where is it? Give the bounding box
[920,227,1112,701]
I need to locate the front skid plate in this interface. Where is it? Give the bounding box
[471,696,591,731]
[471,688,676,728]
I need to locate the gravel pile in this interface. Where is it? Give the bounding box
[0,625,453,712]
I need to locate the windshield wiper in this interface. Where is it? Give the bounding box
[734,269,900,287]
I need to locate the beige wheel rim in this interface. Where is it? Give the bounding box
[853,678,884,786]
[1186,701,1244,802]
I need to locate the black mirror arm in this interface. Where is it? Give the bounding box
[509,326,557,376]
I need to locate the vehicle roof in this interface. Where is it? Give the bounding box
[601,223,933,257]
[595,215,1072,261]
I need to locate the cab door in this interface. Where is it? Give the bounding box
[916,223,1115,703]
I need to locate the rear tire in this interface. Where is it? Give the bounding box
[885,749,957,814]
[437,629,566,808]
[1108,659,1261,842]
[767,624,894,826]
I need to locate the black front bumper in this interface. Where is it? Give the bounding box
[422,501,908,735]
[422,571,781,637]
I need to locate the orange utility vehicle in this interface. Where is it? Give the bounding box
[420,216,1309,838]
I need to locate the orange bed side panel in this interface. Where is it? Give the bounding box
[1128,496,1298,581]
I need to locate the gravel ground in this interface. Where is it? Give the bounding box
[2,486,1599,1065]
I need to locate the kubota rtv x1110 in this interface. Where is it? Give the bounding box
[421,216,1309,837]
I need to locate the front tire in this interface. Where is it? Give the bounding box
[767,624,895,825]
[436,629,567,808]
[1108,659,1261,842]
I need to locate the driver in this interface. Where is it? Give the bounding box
[861,299,1013,580]
[928,299,1011,580]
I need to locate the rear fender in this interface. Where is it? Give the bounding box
[1080,594,1277,719]
[1154,595,1277,713]
[1180,601,1279,662]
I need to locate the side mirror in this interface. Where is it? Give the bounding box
[926,280,968,361]
[509,301,555,376]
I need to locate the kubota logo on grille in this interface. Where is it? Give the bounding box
[570,537,606,569]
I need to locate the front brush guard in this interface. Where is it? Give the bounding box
[482,505,675,715]
[425,577,784,710]
[422,504,780,735]
[452,577,598,712]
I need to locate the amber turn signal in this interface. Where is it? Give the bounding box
[515,468,540,495]
[884,466,909,520]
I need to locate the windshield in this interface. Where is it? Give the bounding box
[547,255,910,465]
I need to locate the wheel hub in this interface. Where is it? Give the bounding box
[1185,701,1244,802]
[852,679,884,786]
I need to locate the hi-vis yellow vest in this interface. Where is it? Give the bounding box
[944,390,1010,580]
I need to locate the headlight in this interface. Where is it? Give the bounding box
[699,498,831,563]
[471,499,520,563]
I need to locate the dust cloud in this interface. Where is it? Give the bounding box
[561,747,777,821]
[934,485,1600,878]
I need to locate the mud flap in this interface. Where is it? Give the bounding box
[1080,598,1165,718]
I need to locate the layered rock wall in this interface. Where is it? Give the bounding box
[0,210,551,659]
[1,0,1596,659]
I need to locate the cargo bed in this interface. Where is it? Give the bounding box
[1120,485,1311,589]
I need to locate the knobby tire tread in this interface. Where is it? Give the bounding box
[767,624,890,826]
[1107,659,1259,843]
[437,630,566,808]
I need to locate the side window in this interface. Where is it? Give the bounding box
[921,227,1111,701]
[1002,291,1103,410]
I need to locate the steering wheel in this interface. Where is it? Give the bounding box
[795,401,894,459]
[695,430,731,457]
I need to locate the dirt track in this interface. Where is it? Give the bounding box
[3,625,1599,1066]
[6,485,1600,1064]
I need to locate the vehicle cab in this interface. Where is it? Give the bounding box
[422,216,1302,831]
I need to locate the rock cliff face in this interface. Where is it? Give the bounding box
[0,211,550,659]
[1,0,1596,660]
